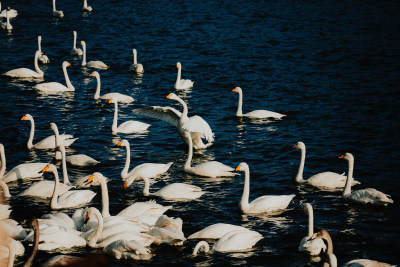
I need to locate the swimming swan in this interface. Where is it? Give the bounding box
[89,71,134,103]
[235,162,295,214]
[339,153,393,206]
[3,51,44,79]
[79,41,109,69]
[37,36,50,64]
[34,61,75,92]
[174,62,193,89]
[82,0,92,12]
[231,87,285,119]
[70,31,83,55]
[109,99,150,134]
[188,223,253,239]
[0,7,12,31]
[130,49,144,73]
[52,0,63,17]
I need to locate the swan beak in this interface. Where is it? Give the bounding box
[338,155,344,159]
[108,99,113,104]
[166,94,172,99]
[123,182,128,190]
[235,165,241,171]
[67,62,71,67]
[117,141,123,146]
[40,164,50,173]
[40,51,44,55]
[292,144,297,149]
[87,174,94,183]
[84,213,90,224]
[231,88,236,92]
[89,72,94,77]
[176,64,179,68]
[21,115,27,120]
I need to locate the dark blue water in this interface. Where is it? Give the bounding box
[1,0,399,266]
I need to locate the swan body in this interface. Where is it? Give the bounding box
[184,132,237,177]
[82,0,92,12]
[0,204,11,219]
[340,153,393,206]
[116,200,171,219]
[104,240,152,260]
[148,225,186,245]
[293,142,360,188]
[231,87,285,119]
[89,71,134,103]
[34,61,75,92]
[37,36,50,64]
[133,93,214,149]
[3,51,44,79]
[52,0,64,17]
[79,41,109,69]
[1,163,47,183]
[188,223,251,239]
[130,49,144,73]
[39,212,77,230]
[0,7,12,31]
[70,31,83,55]
[66,154,99,166]
[109,99,150,134]
[30,225,86,251]
[236,162,295,214]
[174,62,193,89]
[343,259,395,267]
[19,180,73,199]
[0,4,17,18]
[0,219,27,240]
[50,122,78,160]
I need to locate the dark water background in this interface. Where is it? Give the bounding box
[1,0,400,266]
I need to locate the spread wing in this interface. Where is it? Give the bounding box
[182,115,214,143]
[133,106,182,127]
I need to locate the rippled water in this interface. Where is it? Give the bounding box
[1,0,399,266]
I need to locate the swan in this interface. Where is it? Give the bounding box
[35,61,74,92]
[231,87,285,119]
[235,162,295,214]
[89,71,135,103]
[298,203,327,255]
[109,99,150,134]
[66,154,99,166]
[104,240,152,260]
[0,7,12,31]
[0,219,27,240]
[0,3,17,18]
[339,153,393,206]
[37,36,50,64]
[50,122,78,160]
[292,141,360,188]
[130,49,144,73]
[79,41,109,69]
[117,139,173,181]
[70,31,83,55]
[0,144,7,180]
[3,51,44,79]
[82,0,92,12]
[21,114,77,150]
[52,0,63,17]
[174,62,193,89]
[192,230,262,254]
[41,164,96,210]
[0,181,11,198]
[148,225,186,245]
[125,175,205,200]
[183,132,237,177]
[133,93,214,149]
[188,223,252,239]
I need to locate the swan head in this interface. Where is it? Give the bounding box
[339,152,353,162]
[292,141,305,150]
[49,122,58,131]
[78,40,86,48]
[231,87,242,93]
[40,164,56,173]
[62,61,71,68]
[84,207,99,225]
[235,162,249,172]
[132,48,137,54]
[117,139,129,147]
[89,71,99,78]
[38,35,42,42]
[166,93,178,100]
[176,62,181,68]
[20,114,33,121]
[35,50,44,57]
[302,203,312,213]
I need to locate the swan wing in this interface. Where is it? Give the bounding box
[344,259,394,267]
[308,172,361,188]
[104,240,152,260]
[3,68,41,78]
[349,188,393,205]
[56,190,96,208]
[117,200,171,218]
[87,61,109,69]
[182,115,214,143]
[117,121,150,133]
[300,237,327,255]
[188,223,250,239]
[2,163,47,183]
[101,93,135,103]
[127,162,172,180]
[213,230,262,252]
[248,194,295,213]
[133,106,181,127]
[156,183,204,200]
[34,82,71,92]
[66,154,99,167]
[19,181,73,198]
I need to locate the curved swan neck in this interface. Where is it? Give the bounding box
[296,145,306,183]
[62,64,74,90]
[73,31,77,49]
[342,157,354,197]
[93,73,101,99]
[240,168,251,212]
[34,52,44,76]
[175,96,188,121]
[121,143,131,179]
[81,42,87,66]
[89,208,103,247]
[184,133,193,169]
[236,89,243,116]
[98,176,110,218]
[305,204,314,237]
[176,65,181,84]
[111,101,118,133]
[0,181,11,198]
[133,49,138,64]
[50,168,61,209]
[193,240,210,255]
[143,177,150,196]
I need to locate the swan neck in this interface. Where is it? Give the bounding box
[73,32,77,49]
[111,102,118,133]
[184,134,193,169]
[0,181,11,198]
[121,143,130,179]
[0,148,5,178]
[236,90,243,116]
[193,240,210,255]
[133,50,138,64]
[81,43,87,66]
[50,168,60,209]
[176,96,188,122]
[306,205,314,237]
[296,146,306,183]
[34,52,43,76]
[6,239,16,267]
[27,117,35,149]
[240,168,250,212]
[99,177,110,218]
[176,65,181,83]
[143,177,150,196]
[94,74,101,99]
[343,158,354,197]
[89,209,103,247]
[52,126,60,148]
[38,37,41,52]
[63,64,74,90]
[83,0,88,8]
[52,0,56,12]
[23,222,39,267]
[60,148,71,185]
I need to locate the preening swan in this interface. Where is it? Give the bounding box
[235,162,295,214]
[79,41,109,69]
[21,114,76,149]
[66,154,99,167]
[82,0,92,12]
[37,36,50,64]
[3,51,44,79]
[130,49,144,73]
[292,141,360,188]
[183,132,237,178]
[89,71,135,103]
[109,99,150,134]
[0,7,12,31]
[339,153,393,206]
[174,62,193,89]
[34,61,75,92]
[104,240,152,260]
[188,223,252,239]
[231,87,285,119]
[52,0,63,17]
[0,3,17,18]
[133,93,214,149]
[70,31,83,55]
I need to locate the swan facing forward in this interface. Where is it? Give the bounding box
[38,36,50,64]
[52,0,64,17]
[90,71,135,103]
[231,87,285,119]
[109,99,150,134]
[71,31,83,55]
[34,61,75,92]
[236,162,295,214]
[130,49,144,73]
[339,153,393,206]
[292,141,360,188]
[174,62,193,89]
[3,51,44,79]
[79,41,109,69]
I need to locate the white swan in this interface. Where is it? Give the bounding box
[21,114,76,150]
[339,153,393,206]
[293,141,360,188]
[37,36,50,64]
[50,122,78,160]
[298,203,327,255]
[82,0,92,12]
[188,223,252,239]
[104,240,152,260]
[66,154,99,167]
[3,51,44,79]
[0,3,17,18]
[70,31,83,56]
[34,61,75,92]
[89,71,135,103]
[52,0,63,17]
[183,132,237,178]
[42,164,96,210]
[117,139,173,181]
[0,144,7,180]
[125,175,205,200]
[236,162,295,214]
[133,93,214,149]
[174,62,193,89]
[79,41,109,69]
[130,48,144,73]
[109,99,150,134]
[0,7,12,31]
[0,219,27,240]
[231,87,285,119]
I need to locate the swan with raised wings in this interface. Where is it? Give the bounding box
[231,87,285,119]
[339,153,393,206]
[79,41,109,69]
[82,0,92,12]
[0,3,17,18]
[133,93,214,149]
[34,61,75,92]
[37,36,50,64]
[0,7,12,31]
[52,0,63,17]
[89,71,135,103]
[70,31,83,55]
[235,162,295,214]
[174,62,193,89]
[109,99,150,134]
[130,49,144,73]
[3,51,44,79]
[292,141,360,188]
